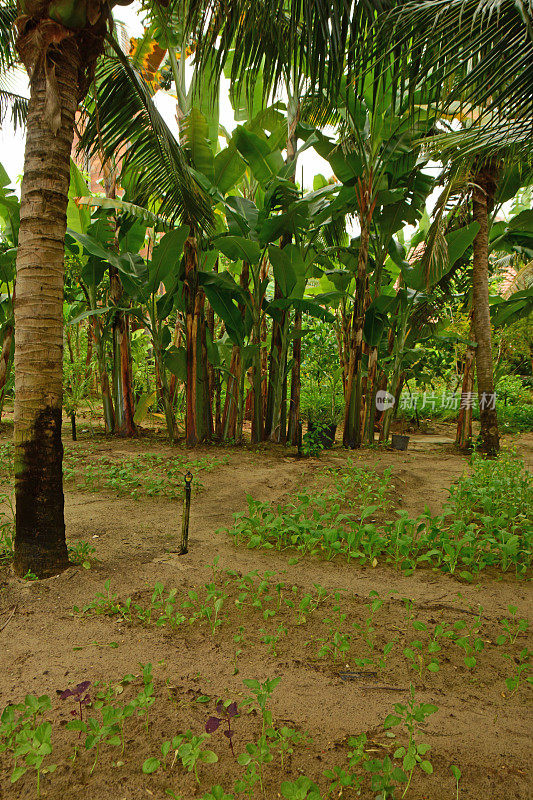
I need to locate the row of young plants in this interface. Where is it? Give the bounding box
[72,565,532,696]
[224,451,532,578]
[0,442,228,500]
[0,665,463,800]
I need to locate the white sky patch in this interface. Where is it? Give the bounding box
[0,2,333,196]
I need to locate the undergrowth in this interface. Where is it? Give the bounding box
[222,451,532,579]
[0,443,228,500]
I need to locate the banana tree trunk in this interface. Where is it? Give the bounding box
[251,313,264,444]
[364,345,378,444]
[287,308,302,445]
[472,164,500,455]
[222,346,241,440]
[153,345,176,442]
[265,280,283,438]
[222,261,248,440]
[92,318,115,433]
[381,314,408,443]
[109,266,136,436]
[343,217,370,448]
[168,313,183,404]
[269,311,290,442]
[184,232,212,446]
[13,34,81,577]
[456,329,476,450]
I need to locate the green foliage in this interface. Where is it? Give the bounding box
[223,451,532,578]
[1,694,55,797]
[448,450,532,546]
[0,442,228,501]
[224,461,392,560]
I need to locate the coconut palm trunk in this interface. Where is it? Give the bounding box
[472,163,500,455]
[13,22,82,577]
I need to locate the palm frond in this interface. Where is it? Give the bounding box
[0,88,28,128]
[0,3,17,73]
[424,116,533,161]
[375,0,533,155]
[0,66,28,128]
[78,36,212,228]
[186,0,395,99]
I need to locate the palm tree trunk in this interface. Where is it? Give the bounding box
[472,163,500,456]
[13,37,80,577]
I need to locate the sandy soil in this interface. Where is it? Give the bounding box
[0,423,531,800]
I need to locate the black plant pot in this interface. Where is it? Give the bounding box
[391,433,410,451]
[308,420,337,449]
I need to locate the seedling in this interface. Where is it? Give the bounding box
[68,540,96,569]
[451,611,485,669]
[201,787,235,800]
[274,725,302,769]
[352,590,382,659]
[236,736,273,796]
[242,677,280,737]
[450,764,462,799]
[261,623,288,657]
[144,730,218,785]
[280,776,322,799]
[363,755,407,799]
[59,681,91,729]
[11,720,56,797]
[503,648,532,693]
[74,580,122,616]
[135,663,156,731]
[206,700,238,756]
[383,686,438,797]
[496,606,529,645]
[67,705,122,773]
[172,730,218,784]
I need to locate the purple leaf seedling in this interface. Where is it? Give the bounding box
[206,700,238,756]
[59,681,91,730]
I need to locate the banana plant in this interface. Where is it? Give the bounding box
[299,74,438,447]
[374,220,481,441]
[133,225,190,441]
[209,185,334,443]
